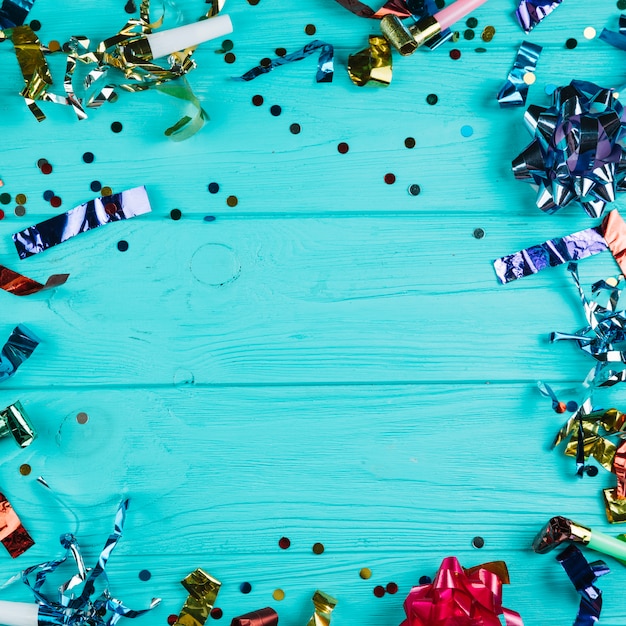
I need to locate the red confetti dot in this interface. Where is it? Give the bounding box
[50,196,62,208]
[373,585,386,597]
[337,142,349,154]
[167,615,178,625]
[279,536,291,549]
[0,210,4,220]
[210,608,223,620]
[386,582,399,594]
[105,202,118,216]
[450,49,461,60]
[555,402,567,414]
[40,162,53,174]
[384,173,396,184]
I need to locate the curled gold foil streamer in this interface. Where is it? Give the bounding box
[603,488,626,523]
[348,35,392,87]
[174,568,221,626]
[306,590,337,626]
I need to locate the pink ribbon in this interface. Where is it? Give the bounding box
[401,557,524,626]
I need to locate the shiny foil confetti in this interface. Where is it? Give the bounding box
[512,81,626,218]
[306,590,337,626]
[234,41,334,83]
[515,0,564,33]
[556,545,609,626]
[493,225,607,283]
[497,41,542,107]
[231,608,278,626]
[0,0,35,28]
[0,265,69,296]
[0,401,36,448]
[0,325,39,384]
[400,557,523,626]
[19,499,160,624]
[551,263,626,389]
[0,491,34,558]
[12,186,152,259]
[348,35,392,87]
[174,569,221,626]
[599,14,626,52]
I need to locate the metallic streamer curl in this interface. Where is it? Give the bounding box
[497,41,542,107]
[515,0,564,33]
[0,325,39,384]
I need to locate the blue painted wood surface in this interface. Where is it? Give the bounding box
[1,1,626,625]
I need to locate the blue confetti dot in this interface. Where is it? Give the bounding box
[545,84,557,96]
[204,215,217,222]
[460,125,474,138]
[138,569,151,581]
[43,190,54,201]
[418,576,432,585]
[240,582,252,594]
[566,400,579,412]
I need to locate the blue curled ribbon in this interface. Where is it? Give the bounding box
[512,80,626,217]
[21,500,160,626]
[515,0,564,34]
[497,41,542,107]
[556,544,609,626]
[233,41,334,83]
[0,0,35,29]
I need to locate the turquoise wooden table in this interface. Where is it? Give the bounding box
[1,0,626,624]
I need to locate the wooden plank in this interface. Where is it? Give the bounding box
[0,215,616,386]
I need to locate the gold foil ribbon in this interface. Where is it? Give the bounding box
[306,590,337,626]
[347,35,392,87]
[174,568,221,626]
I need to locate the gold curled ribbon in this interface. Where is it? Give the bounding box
[347,35,392,87]
[306,590,337,626]
[174,568,221,626]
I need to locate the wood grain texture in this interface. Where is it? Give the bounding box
[0,1,625,625]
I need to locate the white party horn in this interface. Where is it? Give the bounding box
[0,601,38,626]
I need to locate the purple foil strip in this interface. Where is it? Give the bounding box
[12,186,152,259]
[493,226,607,284]
[515,0,564,34]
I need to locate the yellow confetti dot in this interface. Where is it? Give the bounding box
[360,568,372,580]
[583,27,596,40]
[272,589,285,601]
[101,186,113,197]
[48,40,61,52]
[15,193,27,205]
[523,72,536,86]
[19,464,31,476]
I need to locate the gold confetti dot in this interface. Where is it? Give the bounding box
[272,589,285,601]
[19,464,31,476]
[226,195,238,207]
[101,186,113,197]
[312,542,325,554]
[48,40,61,52]
[523,72,536,85]
[360,568,372,579]
[481,25,495,42]
[76,412,89,424]
[15,193,27,205]
[583,27,596,40]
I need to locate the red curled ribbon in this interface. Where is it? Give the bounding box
[401,557,524,626]
[230,607,278,626]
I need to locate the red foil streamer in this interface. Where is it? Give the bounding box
[0,265,68,296]
[0,492,34,558]
[333,0,411,18]
[614,441,626,499]
[401,557,523,626]
[602,209,626,275]
[230,607,278,626]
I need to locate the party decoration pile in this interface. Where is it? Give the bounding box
[400,557,523,625]
[512,80,626,218]
[0,500,160,625]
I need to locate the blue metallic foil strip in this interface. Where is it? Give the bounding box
[493,226,607,284]
[556,545,609,626]
[0,325,39,384]
[0,0,35,29]
[21,500,160,626]
[497,41,542,107]
[515,0,564,34]
[234,41,334,83]
[12,186,152,259]
[600,15,626,52]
